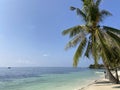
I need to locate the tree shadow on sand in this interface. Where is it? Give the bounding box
[94,80,113,86]
[94,80,120,87]
[112,86,120,88]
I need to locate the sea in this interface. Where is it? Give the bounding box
[0,67,104,90]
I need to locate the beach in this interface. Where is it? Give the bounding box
[79,71,120,90]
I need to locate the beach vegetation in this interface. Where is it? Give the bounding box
[89,64,104,69]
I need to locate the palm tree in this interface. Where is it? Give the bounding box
[62,0,120,84]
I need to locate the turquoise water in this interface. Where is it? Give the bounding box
[0,67,103,90]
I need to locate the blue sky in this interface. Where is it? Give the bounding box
[0,0,120,67]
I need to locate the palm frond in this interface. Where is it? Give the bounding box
[107,31,120,45]
[99,10,112,22]
[96,0,102,6]
[70,6,76,11]
[101,31,119,54]
[103,26,120,34]
[73,38,87,67]
[70,6,87,22]
[62,25,85,38]
[62,26,81,36]
[85,41,91,58]
[83,0,94,6]
[106,31,120,53]
[98,30,116,66]
[76,8,86,21]
[65,33,84,50]
[85,2,100,25]
[98,33,110,65]
[100,10,112,16]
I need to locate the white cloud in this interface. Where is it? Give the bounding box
[43,54,49,57]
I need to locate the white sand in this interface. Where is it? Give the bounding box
[78,71,120,90]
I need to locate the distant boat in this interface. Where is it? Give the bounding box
[8,67,11,69]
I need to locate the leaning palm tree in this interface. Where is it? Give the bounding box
[62,0,120,84]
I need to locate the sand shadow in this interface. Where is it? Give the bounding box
[95,81,111,84]
[94,80,120,87]
[112,86,120,88]
[93,80,113,86]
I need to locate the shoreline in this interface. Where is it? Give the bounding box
[77,79,101,90]
[77,71,120,90]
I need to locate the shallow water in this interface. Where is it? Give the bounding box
[0,67,103,90]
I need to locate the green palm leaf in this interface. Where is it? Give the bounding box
[70,6,76,11]
[85,41,91,58]
[100,10,112,16]
[96,0,102,7]
[103,26,120,34]
[98,30,117,65]
[98,30,111,64]
[76,8,86,21]
[100,10,112,21]
[73,38,87,67]
[106,31,120,57]
[65,33,84,50]
[106,31,120,47]
[70,6,86,22]
[62,25,85,38]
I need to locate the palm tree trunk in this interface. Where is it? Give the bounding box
[106,67,118,83]
[102,60,118,84]
[115,68,119,84]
